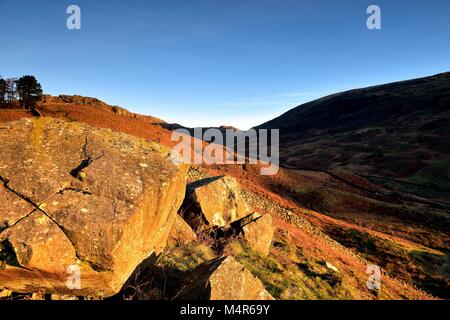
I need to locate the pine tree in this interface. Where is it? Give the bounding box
[0,77,7,108]
[15,75,43,109]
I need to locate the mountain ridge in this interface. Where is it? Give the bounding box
[257,72,450,205]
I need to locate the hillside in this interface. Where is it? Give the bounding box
[0,89,446,300]
[257,72,450,297]
[258,72,450,203]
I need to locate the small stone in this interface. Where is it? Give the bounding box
[0,289,12,299]
[78,171,87,181]
[325,262,339,273]
[31,292,45,300]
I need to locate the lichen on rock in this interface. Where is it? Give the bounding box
[0,117,188,296]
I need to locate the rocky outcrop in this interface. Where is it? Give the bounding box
[41,95,111,108]
[168,214,197,245]
[182,176,251,230]
[175,256,273,300]
[40,95,141,119]
[0,117,187,296]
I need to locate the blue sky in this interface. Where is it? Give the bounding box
[1,0,449,129]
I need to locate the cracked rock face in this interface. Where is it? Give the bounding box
[0,117,187,296]
[175,256,274,300]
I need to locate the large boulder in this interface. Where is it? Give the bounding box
[175,256,274,300]
[182,176,251,230]
[0,117,187,296]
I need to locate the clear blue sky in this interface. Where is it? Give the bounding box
[1,0,449,129]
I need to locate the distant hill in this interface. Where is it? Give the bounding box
[257,72,450,203]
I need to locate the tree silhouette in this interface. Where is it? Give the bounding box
[15,75,43,109]
[0,78,6,108]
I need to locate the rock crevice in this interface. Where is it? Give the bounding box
[0,173,100,272]
[69,137,104,180]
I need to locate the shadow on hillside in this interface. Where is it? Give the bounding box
[157,122,189,132]
[410,250,450,299]
[323,223,450,299]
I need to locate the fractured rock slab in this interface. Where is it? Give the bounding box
[0,117,187,296]
[0,184,34,231]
